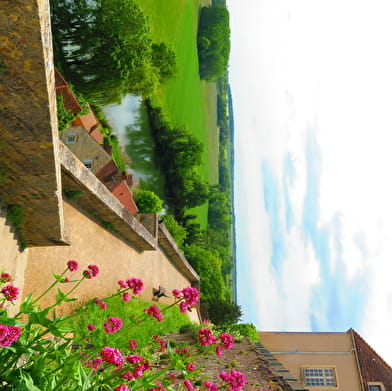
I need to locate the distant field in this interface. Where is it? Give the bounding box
[139,0,218,228]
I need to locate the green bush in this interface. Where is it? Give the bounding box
[134,188,163,213]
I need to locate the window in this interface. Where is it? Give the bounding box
[303,367,337,387]
[368,383,384,391]
[82,159,92,169]
[65,133,76,144]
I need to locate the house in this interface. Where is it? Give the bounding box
[61,125,112,173]
[258,330,392,391]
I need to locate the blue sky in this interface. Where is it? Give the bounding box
[228,0,392,366]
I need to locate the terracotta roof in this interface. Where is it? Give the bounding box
[54,68,82,115]
[106,180,138,214]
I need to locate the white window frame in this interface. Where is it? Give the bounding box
[368,382,385,391]
[302,367,337,388]
[82,159,93,170]
[65,132,77,145]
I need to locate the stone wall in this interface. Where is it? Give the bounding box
[0,203,28,314]
[24,201,200,323]
[0,0,66,246]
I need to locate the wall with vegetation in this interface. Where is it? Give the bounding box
[23,202,200,322]
[0,204,28,314]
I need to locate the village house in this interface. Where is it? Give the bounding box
[258,330,392,391]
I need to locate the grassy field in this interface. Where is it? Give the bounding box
[139,0,218,228]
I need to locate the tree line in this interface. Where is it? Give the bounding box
[50,0,176,105]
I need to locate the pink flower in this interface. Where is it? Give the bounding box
[186,362,196,372]
[0,273,12,283]
[104,317,123,334]
[118,280,128,288]
[184,379,194,391]
[204,381,218,391]
[86,324,95,331]
[84,357,103,373]
[1,285,19,301]
[126,354,143,364]
[100,346,125,366]
[126,278,144,295]
[0,325,21,347]
[114,384,131,391]
[215,345,223,357]
[121,371,134,381]
[157,339,166,351]
[123,292,131,302]
[198,328,217,346]
[128,339,137,349]
[94,299,107,309]
[144,305,164,322]
[166,374,177,384]
[219,370,247,391]
[220,333,234,350]
[172,287,199,312]
[182,287,199,306]
[133,361,150,378]
[67,260,78,272]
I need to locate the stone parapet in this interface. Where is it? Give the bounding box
[60,143,158,252]
[0,0,66,246]
[158,222,199,288]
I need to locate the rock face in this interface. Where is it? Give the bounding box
[166,333,294,391]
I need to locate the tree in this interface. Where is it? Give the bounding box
[151,43,177,81]
[197,5,231,80]
[184,245,227,301]
[203,299,242,325]
[161,214,187,249]
[133,189,163,213]
[50,0,158,104]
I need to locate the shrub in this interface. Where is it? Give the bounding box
[133,188,163,213]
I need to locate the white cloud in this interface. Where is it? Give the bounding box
[230,0,392,367]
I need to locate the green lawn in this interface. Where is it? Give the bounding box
[139,0,218,228]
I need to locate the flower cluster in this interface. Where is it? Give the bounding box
[104,316,123,334]
[94,299,107,309]
[83,264,100,279]
[0,273,12,283]
[172,287,199,313]
[100,346,125,367]
[126,278,144,295]
[0,324,21,347]
[67,260,78,272]
[198,328,217,346]
[220,370,247,391]
[204,381,218,391]
[1,284,19,301]
[198,328,235,357]
[144,305,164,322]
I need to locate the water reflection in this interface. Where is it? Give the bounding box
[103,95,164,198]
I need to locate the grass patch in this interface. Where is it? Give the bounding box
[68,296,192,349]
[140,0,218,229]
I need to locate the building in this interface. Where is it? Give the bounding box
[258,330,392,391]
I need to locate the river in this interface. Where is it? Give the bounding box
[103,95,165,198]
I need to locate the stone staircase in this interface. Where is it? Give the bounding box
[165,332,298,391]
[255,342,309,391]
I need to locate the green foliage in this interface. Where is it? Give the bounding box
[64,189,82,200]
[184,244,228,302]
[151,42,177,81]
[215,323,258,343]
[6,204,26,249]
[197,6,231,80]
[51,0,158,104]
[69,296,191,348]
[133,188,163,213]
[161,214,187,249]
[56,95,75,132]
[203,299,242,325]
[144,100,209,215]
